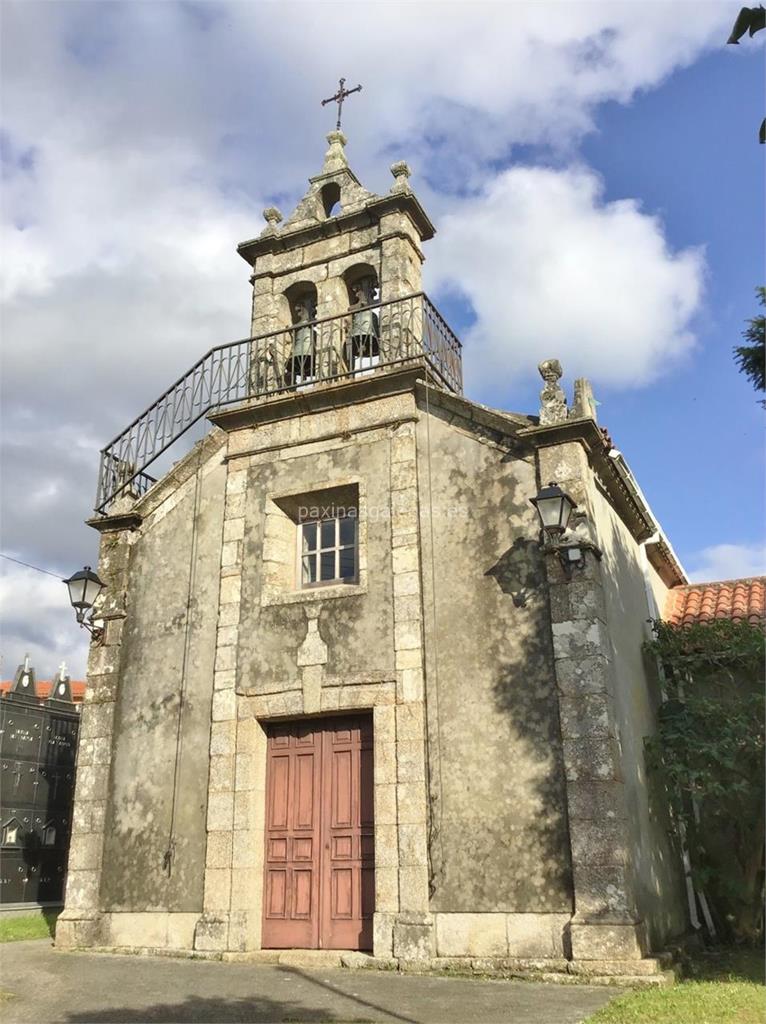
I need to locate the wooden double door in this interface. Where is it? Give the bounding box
[262,715,374,950]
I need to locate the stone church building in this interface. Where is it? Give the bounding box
[57,130,690,977]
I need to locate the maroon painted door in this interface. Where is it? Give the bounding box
[262,715,374,950]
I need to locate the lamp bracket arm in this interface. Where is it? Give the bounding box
[539,534,603,560]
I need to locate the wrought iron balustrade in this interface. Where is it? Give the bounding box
[95,292,462,513]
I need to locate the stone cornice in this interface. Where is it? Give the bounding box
[413,381,536,453]
[518,417,686,587]
[645,538,688,589]
[237,193,434,266]
[132,428,228,520]
[248,230,424,285]
[87,511,143,534]
[209,365,428,433]
[520,418,655,541]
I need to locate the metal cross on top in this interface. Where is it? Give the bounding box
[321,77,362,131]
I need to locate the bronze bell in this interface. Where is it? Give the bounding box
[292,321,314,359]
[287,297,316,383]
[349,277,380,364]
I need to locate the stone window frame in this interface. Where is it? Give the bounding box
[261,476,368,607]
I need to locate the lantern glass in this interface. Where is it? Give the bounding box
[64,566,105,614]
[530,482,576,535]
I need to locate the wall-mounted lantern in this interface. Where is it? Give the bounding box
[63,566,105,643]
[530,481,585,578]
[529,482,576,536]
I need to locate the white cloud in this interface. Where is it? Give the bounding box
[687,543,766,583]
[426,164,705,398]
[0,1,732,670]
[0,564,89,679]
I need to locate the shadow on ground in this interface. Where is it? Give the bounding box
[684,947,766,984]
[65,995,361,1023]
[63,965,417,1024]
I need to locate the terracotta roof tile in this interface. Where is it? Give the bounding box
[665,577,766,627]
[0,679,86,701]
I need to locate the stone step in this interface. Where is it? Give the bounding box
[540,970,675,988]
[426,957,571,976]
[568,957,674,977]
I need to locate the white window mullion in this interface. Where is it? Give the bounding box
[335,515,340,580]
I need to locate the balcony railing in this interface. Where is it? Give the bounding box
[95,292,462,514]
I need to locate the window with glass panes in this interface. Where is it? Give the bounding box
[300,513,357,586]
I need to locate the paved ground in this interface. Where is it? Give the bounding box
[0,941,620,1024]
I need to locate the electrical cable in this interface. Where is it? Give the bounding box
[0,553,64,580]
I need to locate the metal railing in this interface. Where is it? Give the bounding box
[95,292,462,513]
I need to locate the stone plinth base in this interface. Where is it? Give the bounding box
[51,944,675,987]
[433,911,571,959]
[54,911,107,949]
[55,909,667,987]
[569,920,648,960]
[392,913,435,962]
[55,911,199,952]
[193,911,259,952]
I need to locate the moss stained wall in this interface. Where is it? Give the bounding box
[416,405,573,913]
[101,453,226,912]
[237,435,396,693]
[589,484,687,946]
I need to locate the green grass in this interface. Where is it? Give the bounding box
[587,947,766,1024]
[0,909,59,943]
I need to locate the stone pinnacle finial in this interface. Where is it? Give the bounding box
[571,378,598,423]
[321,130,349,175]
[389,160,412,194]
[261,206,283,237]
[538,358,568,425]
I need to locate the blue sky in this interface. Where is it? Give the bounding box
[1,1,764,675]
[582,42,765,565]
[498,41,765,567]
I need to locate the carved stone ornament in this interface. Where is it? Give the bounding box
[261,206,283,236]
[390,160,412,194]
[538,358,568,425]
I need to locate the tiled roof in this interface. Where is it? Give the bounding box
[0,679,86,701]
[665,577,766,627]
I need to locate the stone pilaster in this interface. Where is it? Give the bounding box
[194,463,246,952]
[384,421,433,961]
[537,440,647,961]
[379,212,424,363]
[56,519,134,948]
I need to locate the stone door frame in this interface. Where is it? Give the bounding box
[194,687,432,959]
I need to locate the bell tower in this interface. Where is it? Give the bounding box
[236,131,444,395]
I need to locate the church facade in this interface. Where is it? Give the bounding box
[57,131,689,976]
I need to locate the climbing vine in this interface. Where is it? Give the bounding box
[644,618,765,944]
